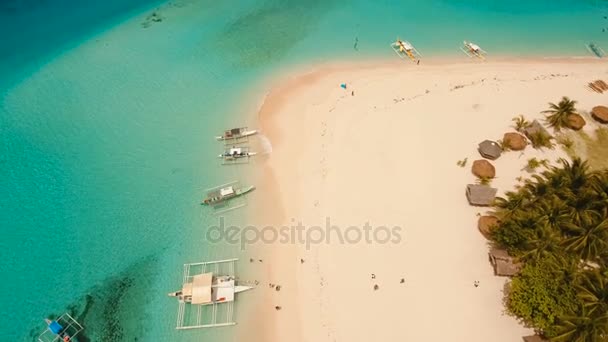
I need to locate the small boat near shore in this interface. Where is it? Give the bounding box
[169,258,254,329]
[202,182,255,206]
[390,38,421,62]
[216,127,257,141]
[586,42,606,58]
[461,41,487,60]
[218,146,257,164]
[38,313,83,342]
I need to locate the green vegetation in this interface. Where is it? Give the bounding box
[457,158,468,167]
[512,114,531,132]
[477,176,492,185]
[491,158,608,340]
[543,96,578,131]
[571,128,608,171]
[557,134,575,152]
[528,131,555,150]
[524,158,550,172]
[497,139,511,152]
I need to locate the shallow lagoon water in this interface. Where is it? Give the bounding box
[1,0,607,340]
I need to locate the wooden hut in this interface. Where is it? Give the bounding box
[466,184,497,206]
[489,248,521,276]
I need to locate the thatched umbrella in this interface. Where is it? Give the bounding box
[503,132,527,151]
[478,215,499,239]
[472,160,496,178]
[591,105,608,124]
[567,113,586,130]
[466,184,497,206]
[478,140,502,160]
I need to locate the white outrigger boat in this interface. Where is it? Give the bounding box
[169,258,253,329]
[38,313,83,342]
[216,127,257,142]
[461,41,487,60]
[390,38,421,62]
[201,181,255,213]
[586,42,606,59]
[218,146,257,164]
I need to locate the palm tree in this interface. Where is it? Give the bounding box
[552,307,608,342]
[563,218,608,261]
[493,190,529,219]
[543,96,578,131]
[577,270,608,316]
[519,221,563,262]
[512,115,530,132]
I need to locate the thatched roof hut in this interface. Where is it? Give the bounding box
[489,248,521,276]
[478,140,502,160]
[472,160,496,178]
[524,120,550,138]
[478,215,500,239]
[503,132,527,151]
[522,335,550,342]
[466,184,497,206]
[591,105,608,124]
[567,114,586,130]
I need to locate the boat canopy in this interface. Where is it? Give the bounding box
[229,148,242,154]
[48,321,63,334]
[214,279,236,302]
[191,273,213,305]
[402,41,413,50]
[469,43,480,51]
[220,187,235,196]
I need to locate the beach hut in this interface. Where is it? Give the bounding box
[477,140,502,160]
[489,248,521,277]
[471,159,496,179]
[591,105,608,124]
[523,120,550,139]
[522,335,549,342]
[466,184,497,206]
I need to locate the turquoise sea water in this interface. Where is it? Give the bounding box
[1,0,607,340]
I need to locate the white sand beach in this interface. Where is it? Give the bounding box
[235,58,607,342]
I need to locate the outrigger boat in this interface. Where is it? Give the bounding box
[218,147,257,161]
[38,313,83,342]
[586,42,606,58]
[216,127,257,141]
[202,181,255,206]
[169,258,254,329]
[461,41,487,60]
[390,38,421,62]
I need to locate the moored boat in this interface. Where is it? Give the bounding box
[218,147,257,160]
[215,127,257,141]
[169,258,254,329]
[38,313,83,342]
[461,40,487,60]
[390,38,422,62]
[201,184,255,205]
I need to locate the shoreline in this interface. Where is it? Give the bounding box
[236,57,607,341]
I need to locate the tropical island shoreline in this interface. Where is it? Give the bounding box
[233,57,608,342]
